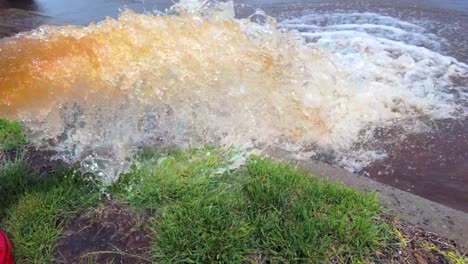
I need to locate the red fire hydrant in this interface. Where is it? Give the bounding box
[0,230,14,264]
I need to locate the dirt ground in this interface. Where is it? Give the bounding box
[54,202,153,264]
[379,213,467,264]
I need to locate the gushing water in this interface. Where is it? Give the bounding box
[0,1,466,182]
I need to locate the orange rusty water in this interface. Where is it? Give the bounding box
[0,35,105,113]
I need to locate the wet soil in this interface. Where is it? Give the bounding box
[54,202,153,264]
[0,147,68,176]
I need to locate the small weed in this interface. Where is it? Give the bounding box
[423,243,467,264]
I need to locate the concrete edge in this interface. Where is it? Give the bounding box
[264,148,468,244]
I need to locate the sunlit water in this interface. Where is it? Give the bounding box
[0,0,467,209]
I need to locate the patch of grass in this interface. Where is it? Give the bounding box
[153,189,253,263]
[0,118,393,262]
[114,147,243,209]
[115,147,252,263]
[0,118,103,263]
[1,168,101,263]
[0,158,32,219]
[114,148,391,263]
[245,158,390,262]
[0,118,27,151]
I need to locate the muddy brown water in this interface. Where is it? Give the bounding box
[1,0,467,212]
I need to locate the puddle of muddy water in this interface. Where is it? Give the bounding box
[362,118,468,212]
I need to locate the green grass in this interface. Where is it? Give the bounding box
[0,158,32,219]
[0,118,27,151]
[0,119,392,263]
[0,117,100,263]
[114,147,391,263]
[114,148,252,263]
[244,158,389,262]
[0,162,101,263]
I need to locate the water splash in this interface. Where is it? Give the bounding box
[0,1,466,182]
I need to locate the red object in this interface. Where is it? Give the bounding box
[0,230,14,264]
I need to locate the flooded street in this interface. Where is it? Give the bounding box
[258,0,468,212]
[0,0,467,212]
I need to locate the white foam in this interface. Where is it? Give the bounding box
[280,23,441,49]
[284,12,426,31]
[279,11,467,170]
